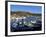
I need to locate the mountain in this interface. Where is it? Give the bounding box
[11,11,41,17]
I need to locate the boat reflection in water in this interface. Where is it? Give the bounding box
[11,16,42,32]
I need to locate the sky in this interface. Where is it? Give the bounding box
[10,5,42,14]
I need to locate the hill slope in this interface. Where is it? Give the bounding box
[11,11,41,17]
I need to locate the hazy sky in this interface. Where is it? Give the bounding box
[10,5,42,14]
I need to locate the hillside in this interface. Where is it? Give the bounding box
[11,11,41,17]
